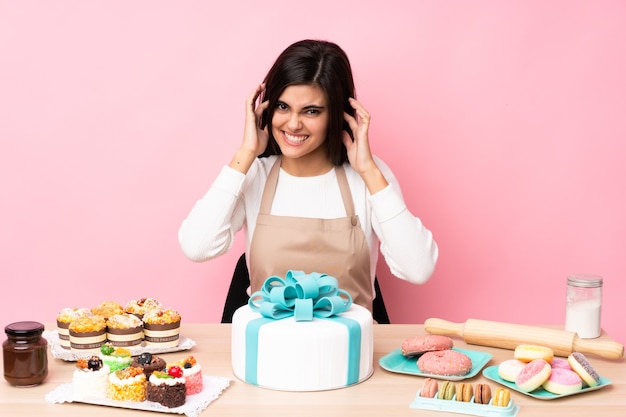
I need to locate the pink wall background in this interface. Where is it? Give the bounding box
[1,1,625,345]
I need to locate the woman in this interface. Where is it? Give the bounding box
[179,39,438,313]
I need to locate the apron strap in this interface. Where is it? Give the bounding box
[259,157,356,217]
[259,158,281,215]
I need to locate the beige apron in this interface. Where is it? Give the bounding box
[249,158,373,312]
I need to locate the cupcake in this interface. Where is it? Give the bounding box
[143,309,181,348]
[107,367,147,402]
[131,352,166,379]
[100,343,132,372]
[106,313,144,347]
[56,308,93,349]
[174,356,203,395]
[69,316,107,354]
[147,365,186,408]
[72,356,110,400]
[91,301,124,320]
[125,298,162,320]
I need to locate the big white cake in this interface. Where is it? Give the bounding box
[231,303,374,391]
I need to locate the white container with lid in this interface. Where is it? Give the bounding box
[565,274,603,339]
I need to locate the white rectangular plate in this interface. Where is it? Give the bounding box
[45,375,231,417]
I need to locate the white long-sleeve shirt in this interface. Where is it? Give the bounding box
[178,155,438,286]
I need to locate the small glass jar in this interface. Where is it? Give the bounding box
[3,321,48,387]
[565,274,603,339]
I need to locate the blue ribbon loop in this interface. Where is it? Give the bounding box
[249,270,353,321]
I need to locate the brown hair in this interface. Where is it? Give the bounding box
[260,39,356,165]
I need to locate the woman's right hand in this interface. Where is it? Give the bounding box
[230,84,270,173]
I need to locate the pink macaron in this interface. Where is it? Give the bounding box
[542,368,583,395]
[515,359,552,392]
[420,377,439,398]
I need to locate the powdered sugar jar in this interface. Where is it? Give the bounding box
[565,274,603,339]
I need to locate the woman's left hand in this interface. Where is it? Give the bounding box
[343,98,388,193]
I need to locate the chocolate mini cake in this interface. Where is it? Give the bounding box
[147,366,186,408]
[131,352,166,378]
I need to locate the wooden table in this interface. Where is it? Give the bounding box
[2,323,624,416]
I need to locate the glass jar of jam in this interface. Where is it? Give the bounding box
[3,321,48,387]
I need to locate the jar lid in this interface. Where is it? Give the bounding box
[567,274,603,288]
[4,321,45,336]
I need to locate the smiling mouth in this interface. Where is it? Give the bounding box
[284,132,309,144]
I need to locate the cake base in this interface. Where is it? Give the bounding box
[147,381,186,408]
[231,304,373,391]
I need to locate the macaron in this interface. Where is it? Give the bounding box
[515,359,552,392]
[568,352,601,387]
[542,368,583,395]
[456,382,473,402]
[401,335,453,357]
[474,383,491,404]
[437,381,456,400]
[497,359,526,382]
[514,344,554,363]
[492,387,511,407]
[417,349,473,376]
[420,377,438,398]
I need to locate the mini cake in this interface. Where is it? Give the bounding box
[72,356,110,400]
[125,298,162,319]
[69,316,107,354]
[106,313,144,347]
[147,365,186,408]
[100,343,132,372]
[56,308,93,349]
[107,367,147,402]
[173,356,203,395]
[143,309,181,348]
[91,301,125,320]
[131,352,166,379]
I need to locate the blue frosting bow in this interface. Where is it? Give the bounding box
[248,270,353,321]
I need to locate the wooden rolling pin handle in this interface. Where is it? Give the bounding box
[423,318,465,338]
[573,335,624,360]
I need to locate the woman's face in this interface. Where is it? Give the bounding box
[271,84,330,172]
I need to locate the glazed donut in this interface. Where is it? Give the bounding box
[401,335,453,357]
[417,350,473,376]
[514,344,554,363]
[568,352,601,387]
[515,359,552,392]
[550,357,572,370]
[497,359,526,382]
[542,368,583,395]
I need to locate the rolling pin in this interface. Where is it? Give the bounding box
[424,318,624,360]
